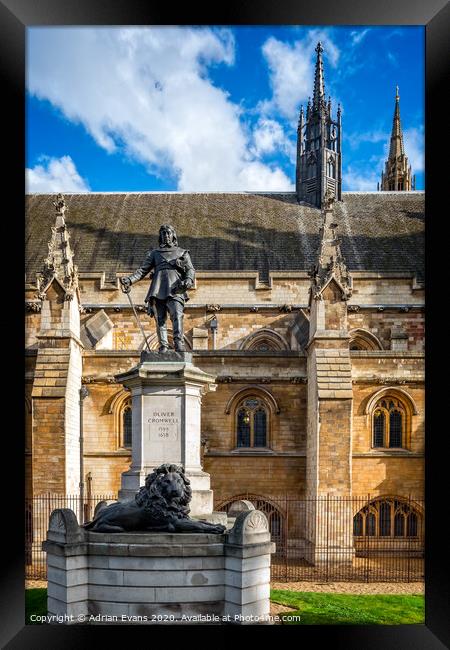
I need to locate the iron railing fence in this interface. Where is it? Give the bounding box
[25,494,117,579]
[26,493,425,583]
[214,493,425,583]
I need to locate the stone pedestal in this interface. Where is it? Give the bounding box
[43,508,275,625]
[115,352,216,517]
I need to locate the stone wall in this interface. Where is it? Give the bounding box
[200,381,307,453]
[32,398,66,494]
[26,270,425,503]
[207,457,306,501]
[348,309,424,351]
[351,457,424,496]
[349,277,423,305]
[77,273,311,307]
[317,400,353,495]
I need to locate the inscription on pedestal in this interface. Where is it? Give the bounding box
[143,395,182,464]
[148,410,179,442]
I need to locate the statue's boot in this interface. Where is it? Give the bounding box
[157,320,170,353]
[174,338,185,352]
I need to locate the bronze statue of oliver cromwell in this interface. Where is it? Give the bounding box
[120,225,195,353]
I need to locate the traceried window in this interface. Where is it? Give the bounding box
[236,397,268,448]
[372,397,406,449]
[353,498,422,539]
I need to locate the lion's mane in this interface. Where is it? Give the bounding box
[134,463,192,522]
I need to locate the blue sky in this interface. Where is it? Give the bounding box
[26,26,424,193]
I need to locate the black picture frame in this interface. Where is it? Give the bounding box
[3,0,448,646]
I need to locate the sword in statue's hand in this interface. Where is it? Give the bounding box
[119,277,152,353]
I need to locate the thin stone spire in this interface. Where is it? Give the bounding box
[380,86,414,191]
[312,41,325,109]
[388,85,405,159]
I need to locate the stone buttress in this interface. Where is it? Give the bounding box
[305,194,354,564]
[31,194,83,496]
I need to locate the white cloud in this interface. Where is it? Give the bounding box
[350,29,370,46]
[387,51,398,67]
[26,155,90,192]
[404,127,424,172]
[343,165,380,191]
[261,30,340,122]
[251,118,296,163]
[27,27,293,191]
[347,129,389,150]
[238,161,294,191]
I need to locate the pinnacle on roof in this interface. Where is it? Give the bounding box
[36,193,79,300]
[309,192,352,302]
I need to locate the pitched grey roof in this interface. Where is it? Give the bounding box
[25,191,424,283]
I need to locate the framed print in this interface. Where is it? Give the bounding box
[1,0,448,646]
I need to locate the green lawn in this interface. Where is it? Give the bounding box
[25,588,47,624]
[271,589,425,625]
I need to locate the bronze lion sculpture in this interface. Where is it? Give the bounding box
[83,463,226,534]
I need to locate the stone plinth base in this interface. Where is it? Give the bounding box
[43,508,275,625]
[115,356,217,518]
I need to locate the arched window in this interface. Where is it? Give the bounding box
[327,157,336,179]
[108,389,133,451]
[353,512,363,536]
[253,408,267,446]
[349,329,383,351]
[372,397,406,449]
[407,512,418,536]
[394,511,404,536]
[236,397,269,448]
[379,501,391,536]
[389,409,402,447]
[123,404,132,448]
[353,498,422,538]
[240,329,289,352]
[270,511,281,537]
[373,410,385,447]
[237,408,251,447]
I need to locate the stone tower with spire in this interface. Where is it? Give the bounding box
[296,42,342,208]
[379,86,415,191]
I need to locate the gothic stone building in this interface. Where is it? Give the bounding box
[25,44,424,550]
